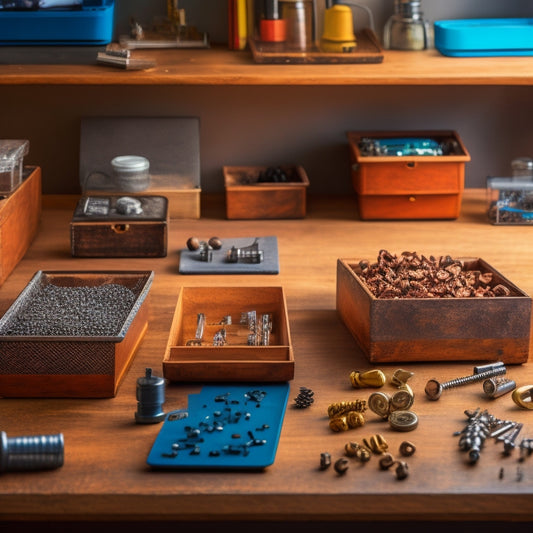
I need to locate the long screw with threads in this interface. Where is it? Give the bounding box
[425,363,507,400]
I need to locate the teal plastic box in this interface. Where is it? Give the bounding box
[0,1,114,45]
[434,18,533,57]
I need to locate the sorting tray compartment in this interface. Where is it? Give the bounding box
[0,270,154,398]
[336,257,531,363]
[163,286,294,382]
[224,165,309,219]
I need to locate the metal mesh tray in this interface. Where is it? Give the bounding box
[0,270,154,342]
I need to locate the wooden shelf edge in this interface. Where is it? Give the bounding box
[0,47,532,86]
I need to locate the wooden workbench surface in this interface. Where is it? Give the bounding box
[1,190,533,528]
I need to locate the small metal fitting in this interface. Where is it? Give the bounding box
[394,460,409,481]
[399,441,416,457]
[378,453,395,470]
[319,452,332,470]
[367,391,392,419]
[473,361,505,374]
[0,431,64,473]
[391,368,414,388]
[334,457,350,475]
[344,442,360,457]
[483,377,516,399]
[512,385,533,410]
[349,369,386,389]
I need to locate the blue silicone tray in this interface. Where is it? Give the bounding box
[0,0,114,45]
[434,18,533,57]
[147,383,290,470]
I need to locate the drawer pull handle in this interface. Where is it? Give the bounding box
[406,162,416,168]
[112,224,130,233]
[408,196,416,202]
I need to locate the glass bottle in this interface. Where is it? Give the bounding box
[280,0,314,51]
[383,0,430,51]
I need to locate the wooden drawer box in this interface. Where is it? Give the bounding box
[224,165,309,219]
[70,195,168,258]
[163,286,294,382]
[347,130,470,220]
[0,166,41,287]
[0,270,154,398]
[336,257,531,364]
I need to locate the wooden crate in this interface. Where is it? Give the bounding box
[347,130,471,220]
[163,286,294,382]
[336,258,531,363]
[70,195,168,258]
[0,270,154,398]
[224,165,309,219]
[0,166,41,286]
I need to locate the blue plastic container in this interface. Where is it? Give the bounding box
[434,18,533,57]
[0,0,114,45]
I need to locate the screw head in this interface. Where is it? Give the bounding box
[425,379,443,400]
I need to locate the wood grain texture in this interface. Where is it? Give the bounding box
[1,190,533,523]
[0,47,533,86]
[0,166,41,285]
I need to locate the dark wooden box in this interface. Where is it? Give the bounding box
[0,166,41,287]
[0,270,154,398]
[347,130,471,220]
[70,195,168,257]
[224,165,309,219]
[163,286,294,382]
[336,257,531,363]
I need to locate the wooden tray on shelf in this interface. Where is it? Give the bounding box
[249,28,384,64]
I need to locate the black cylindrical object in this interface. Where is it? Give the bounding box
[135,367,166,424]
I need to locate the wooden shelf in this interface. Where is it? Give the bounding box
[1,46,533,86]
[1,191,533,527]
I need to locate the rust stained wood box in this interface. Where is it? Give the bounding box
[0,270,154,398]
[336,258,531,364]
[70,195,168,258]
[163,286,294,382]
[0,166,41,287]
[347,130,471,220]
[224,165,309,219]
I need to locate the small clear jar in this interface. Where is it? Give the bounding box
[383,0,430,50]
[111,155,150,192]
[511,157,533,181]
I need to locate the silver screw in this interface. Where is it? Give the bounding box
[425,365,507,400]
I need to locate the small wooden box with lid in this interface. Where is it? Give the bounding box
[347,130,470,220]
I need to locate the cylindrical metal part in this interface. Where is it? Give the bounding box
[135,367,166,424]
[473,361,505,375]
[0,431,64,473]
[483,377,516,399]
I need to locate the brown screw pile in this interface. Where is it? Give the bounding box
[358,250,511,299]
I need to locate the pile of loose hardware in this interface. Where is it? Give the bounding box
[358,250,511,299]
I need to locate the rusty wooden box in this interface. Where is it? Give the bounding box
[163,286,294,382]
[336,258,531,363]
[347,130,471,220]
[0,166,41,287]
[70,195,168,258]
[223,165,309,219]
[0,270,154,398]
